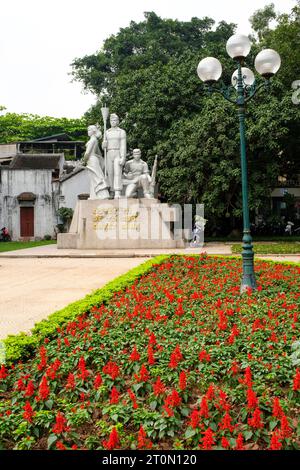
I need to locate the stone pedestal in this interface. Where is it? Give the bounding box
[57,198,184,249]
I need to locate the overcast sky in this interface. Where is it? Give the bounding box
[0,0,296,118]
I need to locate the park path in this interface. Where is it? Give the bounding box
[0,257,147,339]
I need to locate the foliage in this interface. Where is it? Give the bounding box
[71,8,300,233]
[249,3,277,41]
[0,255,299,450]
[2,255,169,364]
[0,111,87,143]
[57,207,74,222]
[232,243,300,254]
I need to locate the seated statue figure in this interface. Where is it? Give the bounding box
[122,148,152,199]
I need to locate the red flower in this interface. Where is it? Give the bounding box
[189,410,200,429]
[272,397,283,418]
[293,368,300,391]
[94,374,103,389]
[38,376,50,400]
[269,331,278,343]
[0,365,8,379]
[230,361,239,375]
[103,427,120,450]
[198,349,211,362]
[218,311,228,330]
[244,367,252,387]
[66,373,75,390]
[202,428,215,450]
[64,337,70,347]
[129,346,140,362]
[16,378,26,391]
[163,404,173,417]
[24,380,35,397]
[128,389,138,409]
[46,360,61,380]
[219,411,234,432]
[221,436,230,449]
[56,441,66,450]
[110,386,120,404]
[23,401,35,423]
[248,408,263,429]
[163,389,181,416]
[102,361,120,380]
[269,432,282,450]
[169,345,183,368]
[166,389,181,407]
[147,345,155,365]
[149,333,157,345]
[247,388,258,410]
[206,385,215,401]
[37,346,47,371]
[134,364,149,382]
[235,434,244,450]
[152,377,166,396]
[179,371,187,391]
[280,414,292,438]
[78,357,90,381]
[199,396,209,418]
[137,425,152,450]
[52,412,69,434]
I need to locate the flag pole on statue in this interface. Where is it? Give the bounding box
[101,104,109,177]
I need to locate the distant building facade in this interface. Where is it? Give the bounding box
[0,134,89,240]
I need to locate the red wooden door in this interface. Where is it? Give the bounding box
[20,207,34,237]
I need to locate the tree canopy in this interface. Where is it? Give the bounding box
[0,111,87,144]
[71,6,300,233]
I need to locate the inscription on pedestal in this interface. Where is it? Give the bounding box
[93,206,141,238]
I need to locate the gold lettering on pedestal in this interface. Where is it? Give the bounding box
[93,208,140,232]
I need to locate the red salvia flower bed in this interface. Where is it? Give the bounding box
[0,255,299,450]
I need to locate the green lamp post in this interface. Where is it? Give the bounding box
[197,34,281,293]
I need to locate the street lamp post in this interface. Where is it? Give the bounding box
[197,34,281,293]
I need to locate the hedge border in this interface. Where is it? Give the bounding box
[2,253,298,365]
[2,255,170,364]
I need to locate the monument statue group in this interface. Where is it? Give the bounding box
[57,108,185,250]
[82,114,156,200]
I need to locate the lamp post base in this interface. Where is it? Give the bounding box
[240,231,257,293]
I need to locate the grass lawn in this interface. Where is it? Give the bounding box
[0,240,56,253]
[206,236,300,243]
[0,255,299,450]
[231,243,300,255]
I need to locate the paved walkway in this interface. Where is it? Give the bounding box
[0,257,147,339]
[0,244,298,340]
[0,242,231,258]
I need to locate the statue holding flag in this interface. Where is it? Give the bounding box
[102,113,127,199]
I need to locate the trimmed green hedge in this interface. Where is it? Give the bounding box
[3,255,170,364]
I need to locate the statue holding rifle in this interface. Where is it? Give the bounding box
[123,149,157,199]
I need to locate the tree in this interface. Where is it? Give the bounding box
[249,3,277,41]
[71,9,300,234]
[0,112,87,144]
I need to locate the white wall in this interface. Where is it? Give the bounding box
[59,168,90,210]
[0,169,57,239]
